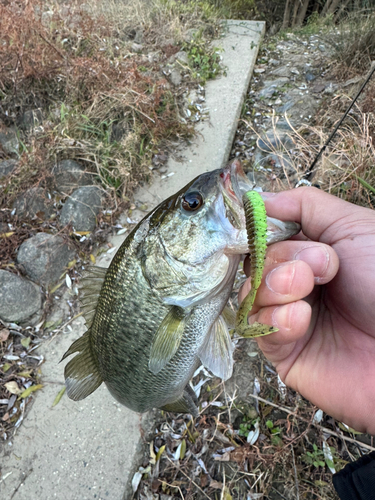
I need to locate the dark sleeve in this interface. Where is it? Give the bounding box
[333,451,375,500]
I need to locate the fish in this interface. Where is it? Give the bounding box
[62,159,300,417]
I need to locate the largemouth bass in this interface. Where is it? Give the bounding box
[62,160,300,417]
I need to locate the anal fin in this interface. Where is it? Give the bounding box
[61,329,102,401]
[160,387,199,417]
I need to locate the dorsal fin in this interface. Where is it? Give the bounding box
[61,329,102,401]
[79,266,107,328]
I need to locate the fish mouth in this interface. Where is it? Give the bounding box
[220,160,254,228]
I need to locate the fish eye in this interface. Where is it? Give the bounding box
[181,191,204,212]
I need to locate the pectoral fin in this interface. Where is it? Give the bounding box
[199,315,234,381]
[62,329,102,401]
[149,306,186,375]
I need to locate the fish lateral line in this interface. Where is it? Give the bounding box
[235,190,279,338]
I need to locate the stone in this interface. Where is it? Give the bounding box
[276,90,319,119]
[0,127,19,155]
[175,50,189,65]
[271,66,291,78]
[0,159,18,178]
[17,233,76,287]
[134,28,143,44]
[257,130,295,153]
[19,108,43,131]
[169,68,182,87]
[59,186,103,231]
[259,77,289,98]
[0,270,42,323]
[12,187,54,219]
[305,71,317,83]
[184,28,198,41]
[131,42,143,53]
[52,159,91,195]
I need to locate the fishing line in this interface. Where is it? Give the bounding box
[304,62,375,181]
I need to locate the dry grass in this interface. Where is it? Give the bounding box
[0,0,221,207]
[326,12,375,77]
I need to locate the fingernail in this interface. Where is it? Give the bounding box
[294,246,329,280]
[260,192,277,200]
[266,261,295,295]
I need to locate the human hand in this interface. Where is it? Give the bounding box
[239,187,375,434]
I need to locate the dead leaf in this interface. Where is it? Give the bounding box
[209,480,223,489]
[0,329,10,342]
[5,381,22,395]
[2,412,10,421]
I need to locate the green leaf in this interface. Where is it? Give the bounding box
[266,420,273,429]
[19,384,43,399]
[52,386,66,407]
[21,337,31,348]
[155,445,165,462]
[180,439,186,460]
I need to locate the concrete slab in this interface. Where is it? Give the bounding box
[134,20,265,207]
[0,20,265,500]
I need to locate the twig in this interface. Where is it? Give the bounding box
[166,457,211,499]
[248,393,375,453]
[38,33,67,61]
[161,480,185,500]
[290,445,300,500]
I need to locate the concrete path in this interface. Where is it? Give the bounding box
[0,20,265,500]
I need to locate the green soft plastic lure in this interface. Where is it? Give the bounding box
[235,190,279,338]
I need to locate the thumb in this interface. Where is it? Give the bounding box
[263,186,371,244]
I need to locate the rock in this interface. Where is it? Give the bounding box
[305,71,317,83]
[271,66,291,78]
[257,130,294,153]
[52,159,91,195]
[290,67,300,75]
[0,159,18,178]
[134,28,143,44]
[259,77,289,99]
[12,187,54,219]
[131,43,143,53]
[175,50,189,65]
[169,68,182,87]
[0,128,19,155]
[0,270,42,324]
[19,108,43,131]
[276,90,319,119]
[184,28,198,41]
[148,51,160,63]
[17,233,76,287]
[59,186,103,231]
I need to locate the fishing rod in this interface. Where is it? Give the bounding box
[303,62,375,182]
